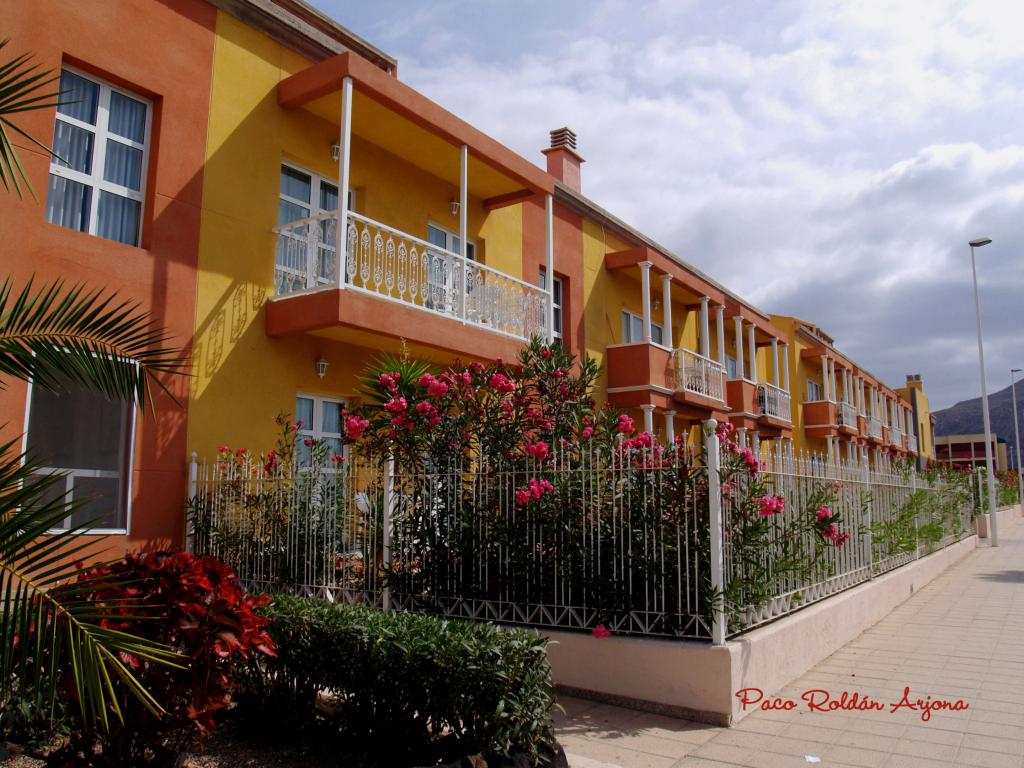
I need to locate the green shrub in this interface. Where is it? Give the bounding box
[238,595,556,765]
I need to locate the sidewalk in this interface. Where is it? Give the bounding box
[555,517,1024,768]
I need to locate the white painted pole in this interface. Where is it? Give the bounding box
[704,419,726,645]
[545,194,555,342]
[970,243,998,545]
[747,323,757,382]
[459,143,468,322]
[661,274,673,347]
[641,404,655,435]
[699,296,710,357]
[640,261,653,344]
[781,343,790,391]
[733,316,744,380]
[771,338,780,388]
[715,305,726,367]
[1011,370,1024,506]
[382,454,394,610]
[336,76,353,290]
[664,410,676,443]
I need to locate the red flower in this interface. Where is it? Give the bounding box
[525,440,550,462]
[616,414,636,434]
[592,624,611,639]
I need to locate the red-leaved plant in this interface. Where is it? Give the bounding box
[67,552,275,766]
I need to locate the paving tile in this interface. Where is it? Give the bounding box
[822,744,890,767]
[960,733,1024,756]
[953,748,1022,768]
[892,738,958,761]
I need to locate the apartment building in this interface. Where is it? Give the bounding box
[4,0,928,553]
[2,0,217,554]
[898,374,936,468]
[934,435,1009,472]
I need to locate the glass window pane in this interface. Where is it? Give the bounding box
[295,397,314,430]
[553,277,562,305]
[46,174,92,232]
[57,70,99,125]
[31,473,72,529]
[108,91,146,143]
[631,315,643,341]
[319,181,338,213]
[27,373,131,472]
[103,140,143,190]
[322,400,342,434]
[621,311,630,343]
[427,225,447,248]
[280,165,311,204]
[324,437,342,457]
[553,306,562,335]
[97,191,140,245]
[652,324,664,346]
[52,120,94,173]
[278,199,309,227]
[294,435,311,468]
[69,476,125,530]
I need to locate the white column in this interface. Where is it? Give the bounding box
[820,356,829,400]
[747,323,757,382]
[641,404,655,435]
[660,274,673,347]
[545,194,555,342]
[699,296,710,357]
[459,144,468,321]
[664,410,676,443]
[771,338,780,387]
[336,76,353,290]
[737,427,747,449]
[829,359,837,402]
[782,343,790,391]
[640,261,653,344]
[733,316,744,381]
[715,305,726,367]
[752,431,761,457]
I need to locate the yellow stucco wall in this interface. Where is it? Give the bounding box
[188,11,525,458]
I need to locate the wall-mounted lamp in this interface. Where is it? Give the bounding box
[316,356,329,379]
[449,198,460,216]
[330,143,342,162]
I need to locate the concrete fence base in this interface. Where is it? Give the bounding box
[545,514,1020,726]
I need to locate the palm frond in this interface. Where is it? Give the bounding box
[0,39,61,200]
[0,277,190,409]
[0,437,184,728]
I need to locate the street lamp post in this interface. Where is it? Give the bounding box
[1012,368,1023,509]
[969,237,999,546]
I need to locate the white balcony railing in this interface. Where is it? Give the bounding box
[674,349,726,402]
[273,211,549,342]
[907,433,919,454]
[868,416,883,440]
[890,428,903,447]
[757,383,791,422]
[837,401,858,429]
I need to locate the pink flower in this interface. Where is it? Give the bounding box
[525,440,550,462]
[416,401,435,415]
[592,624,611,639]
[756,496,785,516]
[235,448,248,456]
[816,506,833,521]
[291,420,303,432]
[428,380,449,397]
[217,444,230,454]
[384,396,408,414]
[541,348,552,359]
[303,438,313,447]
[345,415,370,440]
[515,489,531,507]
[489,373,516,393]
[722,482,733,495]
[616,414,636,434]
[331,454,345,463]
[582,427,594,439]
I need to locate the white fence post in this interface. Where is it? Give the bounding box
[186,452,198,553]
[704,419,727,645]
[911,471,920,558]
[382,454,394,611]
[862,454,873,575]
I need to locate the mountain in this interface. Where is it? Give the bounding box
[933,383,1024,448]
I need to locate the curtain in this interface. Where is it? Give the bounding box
[57,70,99,124]
[45,175,91,232]
[103,139,143,190]
[97,191,140,245]
[52,121,94,173]
[107,91,146,142]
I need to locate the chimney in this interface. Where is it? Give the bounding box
[542,127,585,192]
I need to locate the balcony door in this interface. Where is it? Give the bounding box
[426,224,475,314]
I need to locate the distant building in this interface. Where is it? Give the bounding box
[898,374,935,470]
[933,434,1008,472]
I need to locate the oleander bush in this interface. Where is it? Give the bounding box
[237,594,556,765]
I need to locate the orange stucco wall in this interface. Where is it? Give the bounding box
[1,0,217,554]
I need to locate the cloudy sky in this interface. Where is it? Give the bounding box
[321,0,1024,410]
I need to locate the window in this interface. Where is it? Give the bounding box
[540,271,563,343]
[26,372,134,532]
[427,224,476,261]
[725,354,738,380]
[621,310,663,346]
[295,394,345,468]
[45,68,151,246]
[807,379,824,402]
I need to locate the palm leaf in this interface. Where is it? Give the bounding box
[0,39,61,199]
[0,437,184,728]
[0,277,189,409]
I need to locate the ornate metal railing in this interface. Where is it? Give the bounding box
[273,211,549,342]
[890,428,904,447]
[868,416,883,440]
[907,433,919,454]
[837,401,858,429]
[674,349,726,401]
[757,382,791,422]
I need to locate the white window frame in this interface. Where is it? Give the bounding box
[725,354,739,380]
[426,221,476,261]
[295,392,348,469]
[807,379,824,402]
[539,270,563,342]
[21,359,138,535]
[621,310,663,346]
[279,160,354,223]
[47,65,152,247]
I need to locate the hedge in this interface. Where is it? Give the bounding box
[238,595,556,764]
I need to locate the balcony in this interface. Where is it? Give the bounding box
[836,401,858,434]
[757,383,791,423]
[867,416,883,442]
[268,210,549,355]
[674,349,726,403]
[907,433,919,454]
[889,428,904,448]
